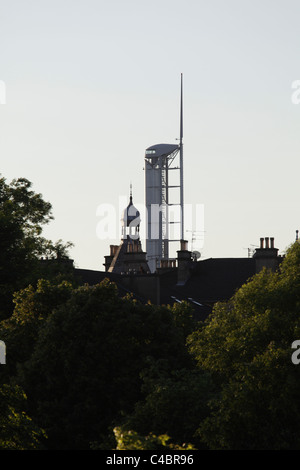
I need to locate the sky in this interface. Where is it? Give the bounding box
[1,0,300,270]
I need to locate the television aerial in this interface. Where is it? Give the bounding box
[192,250,201,261]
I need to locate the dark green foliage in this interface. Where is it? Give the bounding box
[112,427,195,450]
[11,280,195,449]
[3,174,300,450]
[0,279,74,381]
[0,176,73,319]
[0,384,46,449]
[121,365,215,449]
[188,242,300,449]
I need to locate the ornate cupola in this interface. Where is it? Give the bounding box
[121,185,140,241]
[105,186,150,275]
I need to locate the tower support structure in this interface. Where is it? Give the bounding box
[144,75,184,273]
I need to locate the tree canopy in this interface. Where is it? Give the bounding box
[188,242,300,449]
[1,278,196,449]
[0,384,46,450]
[0,176,73,319]
[1,173,300,450]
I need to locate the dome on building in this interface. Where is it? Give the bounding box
[105,186,150,275]
[121,191,140,227]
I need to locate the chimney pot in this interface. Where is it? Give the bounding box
[180,240,188,251]
[265,237,269,249]
[260,238,264,249]
[110,245,117,256]
[270,237,274,249]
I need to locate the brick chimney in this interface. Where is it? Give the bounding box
[177,240,192,285]
[103,244,119,272]
[253,237,280,273]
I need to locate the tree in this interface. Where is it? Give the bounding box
[119,365,215,450]
[0,176,73,318]
[0,384,46,450]
[11,279,194,449]
[0,279,75,382]
[188,242,300,449]
[110,427,195,450]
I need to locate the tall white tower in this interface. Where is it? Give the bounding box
[144,74,184,273]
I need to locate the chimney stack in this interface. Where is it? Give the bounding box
[177,240,192,285]
[110,245,119,256]
[104,245,120,272]
[253,236,279,273]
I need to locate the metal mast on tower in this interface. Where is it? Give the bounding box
[144,75,185,273]
[179,73,184,242]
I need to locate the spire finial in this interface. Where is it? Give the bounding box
[130,182,132,203]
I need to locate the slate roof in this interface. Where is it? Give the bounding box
[75,257,258,322]
[158,257,257,321]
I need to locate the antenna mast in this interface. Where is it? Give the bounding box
[180,73,184,241]
[144,74,185,272]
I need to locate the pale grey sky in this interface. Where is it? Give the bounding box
[1,0,300,269]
